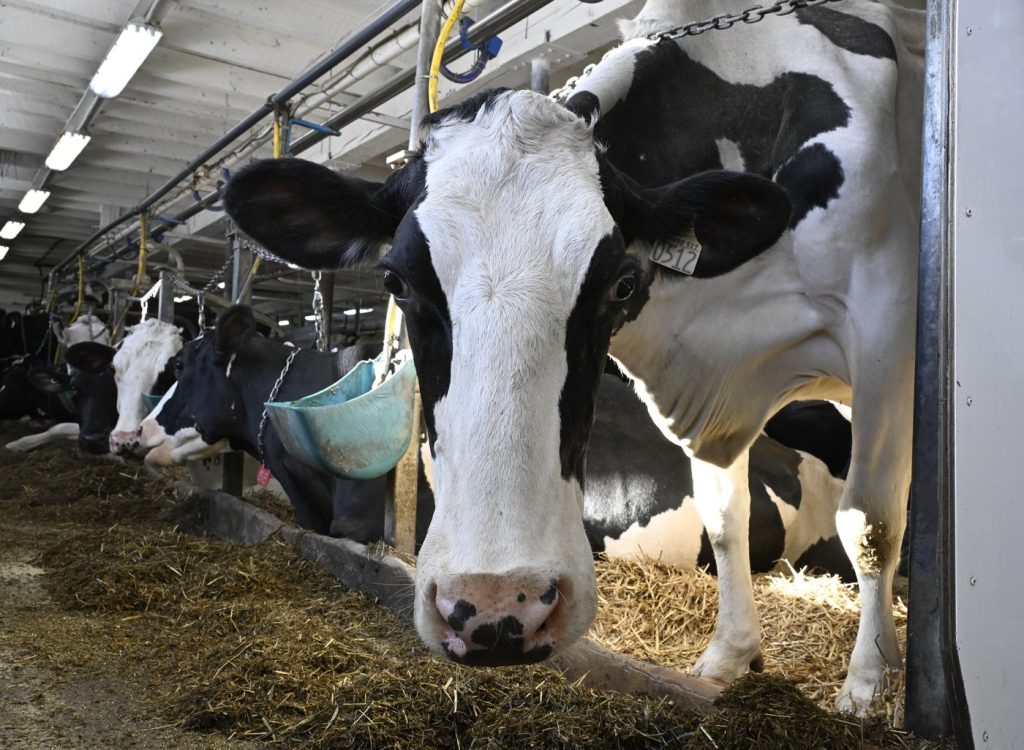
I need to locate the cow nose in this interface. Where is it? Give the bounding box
[428,573,569,666]
[109,430,141,454]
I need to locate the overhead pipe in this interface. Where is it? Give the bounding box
[58,0,556,277]
[51,0,421,277]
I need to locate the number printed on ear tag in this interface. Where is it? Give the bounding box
[649,231,702,275]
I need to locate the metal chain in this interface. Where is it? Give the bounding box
[137,279,162,322]
[255,346,299,461]
[550,0,843,101]
[311,271,326,352]
[169,255,234,331]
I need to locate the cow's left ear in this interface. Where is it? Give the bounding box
[601,162,792,278]
[66,342,115,373]
[215,305,258,363]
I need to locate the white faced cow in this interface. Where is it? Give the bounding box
[224,0,923,714]
[108,318,183,455]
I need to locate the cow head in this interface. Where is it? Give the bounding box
[28,342,118,454]
[109,318,183,454]
[142,307,255,456]
[224,89,790,665]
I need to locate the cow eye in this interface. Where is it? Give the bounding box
[609,273,637,303]
[382,269,408,300]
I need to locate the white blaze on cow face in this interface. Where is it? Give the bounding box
[109,319,182,454]
[408,92,619,663]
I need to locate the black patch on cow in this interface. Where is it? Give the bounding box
[380,212,451,449]
[748,435,804,510]
[793,536,856,582]
[447,600,477,632]
[795,6,897,61]
[440,615,553,666]
[423,88,511,130]
[565,90,601,124]
[593,41,850,230]
[775,143,845,228]
[559,231,636,482]
[539,582,558,605]
[764,400,851,479]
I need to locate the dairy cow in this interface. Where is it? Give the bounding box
[108,318,183,454]
[224,0,922,712]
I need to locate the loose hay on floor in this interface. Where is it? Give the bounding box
[589,555,908,721]
[2,443,942,749]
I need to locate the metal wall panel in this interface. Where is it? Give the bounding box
[953,2,1024,747]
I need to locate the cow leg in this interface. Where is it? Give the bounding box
[689,449,762,681]
[834,369,912,714]
[5,422,80,452]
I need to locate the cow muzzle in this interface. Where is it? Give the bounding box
[109,427,143,455]
[422,571,572,666]
[78,432,111,455]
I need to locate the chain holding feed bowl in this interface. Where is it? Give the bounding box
[265,297,416,480]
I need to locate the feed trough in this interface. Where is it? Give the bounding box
[266,353,416,480]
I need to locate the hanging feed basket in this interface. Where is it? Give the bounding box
[265,352,417,480]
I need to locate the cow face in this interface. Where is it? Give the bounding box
[224,89,790,665]
[110,319,183,454]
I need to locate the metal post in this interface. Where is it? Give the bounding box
[409,0,443,149]
[385,387,422,555]
[231,233,245,303]
[321,272,335,350]
[157,269,175,324]
[530,57,550,94]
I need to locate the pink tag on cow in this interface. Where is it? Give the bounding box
[256,464,272,487]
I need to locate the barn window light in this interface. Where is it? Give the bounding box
[343,307,374,316]
[89,22,163,98]
[1,221,26,240]
[18,189,51,214]
[278,319,291,327]
[45,132,91,171]
[0,245,9,261]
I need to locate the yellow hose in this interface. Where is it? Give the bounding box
[428,0,467,114]
[130,211,148,297]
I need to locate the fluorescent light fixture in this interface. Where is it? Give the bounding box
[45,132,91,171]
[18,189,51,214]
[89,22,163,98]
[217,281,226,289]
[303,314,317,322]
[343,307,374,316]
[278,319,291,327]
[0,245,9,261]
[1,221,26,240]
[174,295,191,303]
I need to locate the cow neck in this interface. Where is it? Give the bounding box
[235,339,343,462]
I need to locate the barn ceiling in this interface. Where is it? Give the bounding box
[0,0,640,335]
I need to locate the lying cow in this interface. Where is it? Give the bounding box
[142,305,852,580]
[7,342,120,454]
[224,0,922,712]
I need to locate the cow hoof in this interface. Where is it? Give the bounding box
[691,638,762,683]
[835,671,886,716]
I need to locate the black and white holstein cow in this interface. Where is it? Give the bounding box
[224,0,922,712]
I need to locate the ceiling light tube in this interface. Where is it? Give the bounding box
[45,132,91,171]
[89,22,163,98]
[1,221,26,240]
[0,245,9,261]
[18,189,51,214]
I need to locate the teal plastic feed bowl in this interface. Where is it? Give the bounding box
[143,394,162,412]
[265,356,417,480]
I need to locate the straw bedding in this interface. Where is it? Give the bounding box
[1,443,946,749]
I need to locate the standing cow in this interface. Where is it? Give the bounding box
[224,0,923,713]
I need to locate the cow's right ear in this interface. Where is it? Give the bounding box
[215,305,258,363]
[224,157,425,270]
[66,342,115,373]
[27,367,70,394]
